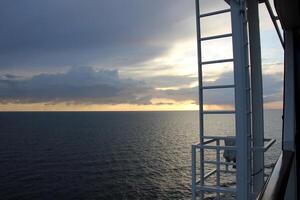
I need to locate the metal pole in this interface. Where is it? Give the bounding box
[247,0,265,196]
[264,0,284,48]
[230,0,251,199]
[282,30,296,200]
[216,140,220,200]
[192,145,196,200]
[195,0,205,199]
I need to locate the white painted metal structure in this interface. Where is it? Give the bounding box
[191,0,277,199]
[248,0,264,196]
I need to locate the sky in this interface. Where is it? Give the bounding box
[0,0,284,111]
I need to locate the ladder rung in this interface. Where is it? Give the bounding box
[199,8,231,18]
[203,110,235,114]
[201,58,233,65]
[202,84,235,89]
[200,33,232,41]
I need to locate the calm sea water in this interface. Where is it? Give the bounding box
[0,110,282,199]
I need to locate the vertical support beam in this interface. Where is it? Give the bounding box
[283,30,297,200]
[247,0,265,196]
[195,0,205,199]
[216,140,220,200]
[295,29,300,200]
[230,0,251,199]
[192,145,196,200]
[283,31,295,152]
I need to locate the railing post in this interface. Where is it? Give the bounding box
[192,145,196,200]
[216,140,220,199]
[282,30,297,200]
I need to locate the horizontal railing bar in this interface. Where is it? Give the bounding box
[201,58,234,65]
[200,33,232,41]
[199,144,236,150]
[264,138,276,152]
[204,169,217,179]
[199,186,236,193]
[199,9,231,18]
[202,84,235,89]
[202,139,217,145]
[220,169,236,174]
[202,136,235,140]
[200,136,273,141]
[264,138,272,142]
[204,160,236,166]
[257,151,294,200]
[203,110,235,114]
[251,139,276,152]
[196,138,275,151]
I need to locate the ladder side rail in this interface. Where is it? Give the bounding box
[244,5,253,200]
[195,0,205,199]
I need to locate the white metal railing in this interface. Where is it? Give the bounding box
[191,138,276,199]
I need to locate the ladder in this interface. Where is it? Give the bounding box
[192,0,252,199]
[191,0,280,199]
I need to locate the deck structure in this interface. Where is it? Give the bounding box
[191,0,281,199]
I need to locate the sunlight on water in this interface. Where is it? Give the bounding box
[0,110,281,199]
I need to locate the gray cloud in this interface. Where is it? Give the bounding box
[0,67,283,106]
[158,71,283,106]
[0,0,195,70]
[143,75,197,88]
[0,66,153,104]
[263,73,283,103]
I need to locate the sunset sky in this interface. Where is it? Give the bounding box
[0,0,283,111]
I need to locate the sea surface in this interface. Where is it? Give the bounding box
[0,110,282,199]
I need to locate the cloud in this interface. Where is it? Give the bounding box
[143,75,197,89]
[262,72,283,103]
[0,0,195,71]
[0,66,153,104]
[157,71,283,106]
[0,66,283,107]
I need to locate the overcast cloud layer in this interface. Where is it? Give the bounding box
[0,1,284,108]
[0,66,283,106]
[0,0,195,70]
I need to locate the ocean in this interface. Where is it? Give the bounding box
[0,110,282,199]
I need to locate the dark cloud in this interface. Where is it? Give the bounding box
[159,87,198,102]
[144,75,197,88]
[263,73,283,103]
[0,66,153,104]
[0,0,195,70]
[158,71,283,106]
[157,72,233,104]
[0,67,283,106]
